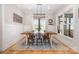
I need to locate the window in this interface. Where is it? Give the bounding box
[33,19,46,33]
[57,15,63,34]
[64,14,73,38]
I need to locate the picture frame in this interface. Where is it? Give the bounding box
[13,13,23,23]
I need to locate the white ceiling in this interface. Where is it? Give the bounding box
[16,4,70,15]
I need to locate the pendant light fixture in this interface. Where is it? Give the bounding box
[33,4,46,19]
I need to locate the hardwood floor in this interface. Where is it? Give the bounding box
[2,50,77,54]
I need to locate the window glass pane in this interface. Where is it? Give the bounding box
[64,14,73,38]
[32,19,46,33]
[57,15,63,34]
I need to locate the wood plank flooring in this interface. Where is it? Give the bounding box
[2,50,77,54]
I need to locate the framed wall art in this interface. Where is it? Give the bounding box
[13,13,23,23]
[48,19,54,25]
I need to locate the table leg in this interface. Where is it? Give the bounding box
[50,35,53,48]
[25,35,28,48]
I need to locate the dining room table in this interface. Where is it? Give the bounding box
[21,31,57,48]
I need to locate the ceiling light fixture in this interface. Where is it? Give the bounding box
[33,4,46,19]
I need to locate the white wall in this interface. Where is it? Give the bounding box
[46,25,56,32]
[55,4,79,52]
[2,4,25,50]
[0,5,3,51]
[73,5,79,51]
[23,14,33,32]
[45,14,57,32]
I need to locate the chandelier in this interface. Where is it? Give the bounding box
[33,4,46,19]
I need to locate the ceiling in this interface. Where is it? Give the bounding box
[16,4,70,15]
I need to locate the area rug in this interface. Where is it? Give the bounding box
[9,37,70,50]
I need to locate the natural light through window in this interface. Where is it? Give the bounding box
[32,19,46,33]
